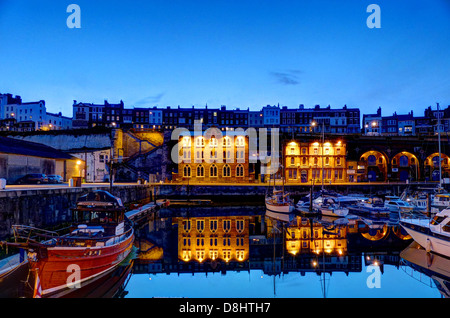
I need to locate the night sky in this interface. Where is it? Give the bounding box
[1,0,449,118]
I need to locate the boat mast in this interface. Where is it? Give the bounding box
[438,103,442,188]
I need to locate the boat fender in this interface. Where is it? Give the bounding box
[426,238,432,253]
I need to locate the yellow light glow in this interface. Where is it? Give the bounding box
[76,160,82,165]
[313,142,319,147]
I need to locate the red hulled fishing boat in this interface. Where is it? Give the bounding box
[7,190,134,298]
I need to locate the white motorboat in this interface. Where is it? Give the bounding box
[314,196,349,218]
[431,192,450,214]
[400,209,450,258]
[401,190,429,212]
[0,251,28,280]
[401,187,450,214]
[384,196,414,213]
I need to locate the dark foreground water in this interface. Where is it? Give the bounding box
[1,205,447,299]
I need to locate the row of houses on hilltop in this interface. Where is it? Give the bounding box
[0,94,72,131]
[0,92,449,136]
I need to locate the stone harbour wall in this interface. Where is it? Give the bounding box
[0,185,152,239]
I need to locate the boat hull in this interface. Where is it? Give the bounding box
[400,220,450,258]
[265,202,294,214]
[29,232,134,298]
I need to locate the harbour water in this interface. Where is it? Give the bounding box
[0,205,446,298]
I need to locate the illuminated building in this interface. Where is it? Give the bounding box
[284,139,347,183]
[175,131,249,183]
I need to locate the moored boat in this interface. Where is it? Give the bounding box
[265,190,295,214]
[4,190,134,298]
[384,195,414,213]
[431,192,450,214]
[400,208,450,258]
[314,196,349,218]
[400,189,429,213]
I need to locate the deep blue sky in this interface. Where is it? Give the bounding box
[0,0,449,117]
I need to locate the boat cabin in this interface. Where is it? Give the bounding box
[433,194,450,206]
[71,191,126,237]
[430,209,450,237]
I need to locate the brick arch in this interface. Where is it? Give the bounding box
[391,151,420,181]
[359,150,388,181]
[424,152,450,181]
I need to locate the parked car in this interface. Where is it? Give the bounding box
[15,174,48,184]
[47,175,64,184]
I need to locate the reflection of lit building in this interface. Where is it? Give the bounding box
[285,217,347,256]
[174,215,250,263]
[284,139,347,183]
[175,131,249,183]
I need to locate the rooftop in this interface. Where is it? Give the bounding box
[0,136,77,160]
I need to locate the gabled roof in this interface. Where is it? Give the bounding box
[0,136,76,160]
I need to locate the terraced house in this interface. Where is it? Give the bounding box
[175,131,250,183]
[284,138,348,184]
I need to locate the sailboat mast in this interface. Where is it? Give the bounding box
[438,103,442,187]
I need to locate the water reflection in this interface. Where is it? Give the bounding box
[1,206,448,298]
[400,242,450,298]
[133,207,413,279]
